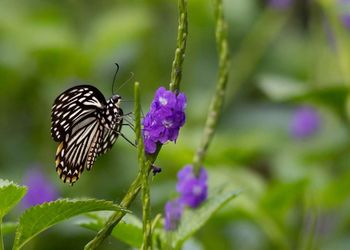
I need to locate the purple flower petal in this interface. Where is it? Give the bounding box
[179,178,208,208]
[142,87,187,154]
[176,165,195,192]
[176,165,208,208]
[176,93,187,111]
[341,14,350,30]
[289,106,321,139]
[151,87,177,111]
[164,199,184,231]
[22,168,59,209]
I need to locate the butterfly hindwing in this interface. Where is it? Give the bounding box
[97,103,123,155]
[55,117,103,183]
[97,127,120,156]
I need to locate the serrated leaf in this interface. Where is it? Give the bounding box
[0,179,27,218]
[77,212,142,248]
[13,199,129,250]
[2,222,18,235]
[171,186,240,248]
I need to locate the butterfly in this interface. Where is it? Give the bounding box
[51,85,123,184]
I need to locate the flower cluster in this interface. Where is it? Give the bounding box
[177,165,208,208]
[289,106,321,139]
[22,168,59,209]
[142,87,186,154]
[164,165,208,231]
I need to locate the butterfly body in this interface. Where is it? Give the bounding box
[51,85,123,184]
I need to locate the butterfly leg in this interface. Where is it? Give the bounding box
[122,122,135,132]
[116,131,137,148]
[122,111,133,116]
[122,113,135,128]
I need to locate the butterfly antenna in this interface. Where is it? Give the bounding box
[115,72,135,93]
[112,63,120,95]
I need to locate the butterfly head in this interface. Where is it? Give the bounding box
[111,95,122,107]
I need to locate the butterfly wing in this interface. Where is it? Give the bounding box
[51,85,108,184]
[97,105,123,156]
[51,85,107,142]
[55,116,104,183]
[56,117,124,184]
[97,123,122,156]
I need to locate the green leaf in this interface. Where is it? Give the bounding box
[13,199,129,250]
[261,179,309,218]
[170,185,240,248]
[0,179,27,218]
[77,212,143,248]
[258,74,309,101]
[2,222,18,235]
[257,75,348,118]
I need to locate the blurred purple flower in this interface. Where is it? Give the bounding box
[338,0,350,29]
[340,0,350,4]
[142,87,187,154]
[341,14,350,29]
[164,199,184,231]
[269,0,293,10]
[289,106,321,139]
[176,165,208,208]
[22,168,59,209]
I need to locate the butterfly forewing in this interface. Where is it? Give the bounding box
[51,85,123,184]
[51,85,107,142]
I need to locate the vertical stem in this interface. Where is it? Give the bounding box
[134,82,152,250]
[192,0,230,173]
[319,0,350,86]
[84,173,143,250]
[170,0,188,92]
[0,218,4,250]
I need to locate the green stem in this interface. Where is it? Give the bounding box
[170,0,188,92]
[319,1,350,86]
[84,0,188,248]
[0,218,4,250]
[84,172,142,250]
[192,0,230,173]
[84,140,161,249]
[134,82,152,250]
[302,207,318,250]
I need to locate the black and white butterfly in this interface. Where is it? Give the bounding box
[51,85,123,184]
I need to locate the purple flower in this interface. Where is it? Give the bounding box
[341,14,350,29]
[268,0,293,10]
[22,168,59,209]
[289,106,321,139]
[142,87,187,154]
[164,199,184,231]
[176,165,208,208]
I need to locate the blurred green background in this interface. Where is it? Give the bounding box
[1,0,350,249]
